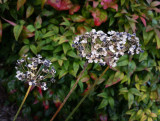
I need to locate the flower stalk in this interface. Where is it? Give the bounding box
[65,66,109,121]
[13,85,32,121]
[14,54,56,121]
[50,62,88,121]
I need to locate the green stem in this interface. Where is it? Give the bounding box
[13,85,32,121]
[65,66,109,121]
[50,62,88,121]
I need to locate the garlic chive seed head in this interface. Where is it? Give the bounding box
[73,29,108,66]
[73,30,143,67]
[15,54,56,91]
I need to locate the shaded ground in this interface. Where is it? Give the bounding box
[0,84,28,121]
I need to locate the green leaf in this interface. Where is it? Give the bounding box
[42,31,55,38]
[128,61,136,76]
[73,62,79,76]
[119,87,128,94]
[136,109,143,119]
[114,13,122,17]
[67,50,79,58]
[60,26,65,34]
[13,25,23,41]
[109,17,115,27]
[64,61,69,70]
[19,45,29,56]
[58,60,63,66]
[143,30,154,45]
[59,70,68,79]
[62,43,70,54]
[49,18,59,25]
[70,15,85,22]
[30,44,37,55]
[0,20,2,42]
[108,97,114,109]
[155,35,160,49]
[27,25,35,32]
[61,17,70,26]
[147,117,153,121]
[139,52,148,62]
[35,31,39,41]
[78,80,83,92]
[97,92,108,98]
[26,6,34,18]
[129,21,136,32]
[80,75,90,82]
[98,99,108,109]
[128,93,134,109]
[117,55,129,66]
[42,45,54,50]
[140,114,147,121]
[23,39,29,44]
[121,0,125,5]
[126,109,135,115]
[129,88,141,96]
[70,80,77,90]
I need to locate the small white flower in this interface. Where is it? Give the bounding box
[109,45,115,53]
[88,59,93,63]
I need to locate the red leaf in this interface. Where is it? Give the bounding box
[132,14,139,20]
[110,4,118,11]
[33,99,39,104]
[101,0,118,11]
[91,9,107,26]
[90,72,97,80]
[9,89,17,94]
[140,17,146,27]
[69,4,80,15]
[1,17,17,26]
[141,13,147,19]
[47,0,73,11]
[0,20,2,42]
[151,1,160,7]
[17,0,26,11]
[49,90,54,96]
[81,87,89,95]
[93,1,99,8]
[152,8,160,13]
[43,100,49,110]
[100,114,108,121]
[38,87,43,96]
[22,26,35,38]
[54,102,61,108]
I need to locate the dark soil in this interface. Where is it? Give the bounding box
[0,84,28,121]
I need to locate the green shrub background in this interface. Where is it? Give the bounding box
[0,0,160,120]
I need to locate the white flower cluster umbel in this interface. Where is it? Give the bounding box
[15,54,56,90]
[73,29,143,67]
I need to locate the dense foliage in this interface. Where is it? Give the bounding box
[0,0,160,120]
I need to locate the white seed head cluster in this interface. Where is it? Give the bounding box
[73,29,143,67]
[15,54,56,90]
[72,29,108,66]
